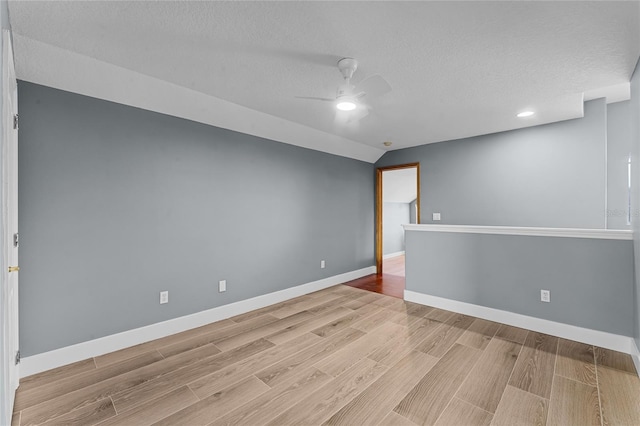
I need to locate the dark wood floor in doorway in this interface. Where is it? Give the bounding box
[344,255,405,298]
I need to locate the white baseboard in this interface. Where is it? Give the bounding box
[21,266,376,377]
[632,339,640,377]
[383,251,405,260]
[405,290,636,359]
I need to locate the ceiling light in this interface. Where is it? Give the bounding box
[336,100,357,111]
[517,111,535,118]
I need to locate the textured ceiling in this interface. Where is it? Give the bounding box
[8,1,640,156]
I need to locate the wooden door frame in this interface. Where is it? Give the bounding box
[376,163,420,275]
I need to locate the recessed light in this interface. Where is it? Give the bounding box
[336,100,357,111]
[383,141,393,147]
[517,111,535,118]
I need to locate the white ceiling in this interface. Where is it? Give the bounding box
[383,168,418,204]
[8,1,640,161]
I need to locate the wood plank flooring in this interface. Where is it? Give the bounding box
[12,284,640,426]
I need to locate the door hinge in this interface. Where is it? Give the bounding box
[13,232,18,248]
[15,350,20,365]
[13,114,18,130]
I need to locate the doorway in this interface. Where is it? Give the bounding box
[344,163,419,298]
[376,164,419,278]
[377,165,419,297]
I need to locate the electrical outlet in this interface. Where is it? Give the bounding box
[540,289,550,303]
[219,280,226,293]
[160,291,169,304]
[433,213,441,221]
[321,260,326,269]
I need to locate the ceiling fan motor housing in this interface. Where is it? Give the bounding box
[337,84,355,98]
[338,58,358,80]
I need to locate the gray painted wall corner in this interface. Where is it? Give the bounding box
[409,199,417,224]
[607,100,633,230]
[376,99,608,229]
[377,91,637,343]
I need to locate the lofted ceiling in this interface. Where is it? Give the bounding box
[8,1,640,162]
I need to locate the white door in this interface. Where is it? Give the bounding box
[1,28,19,419]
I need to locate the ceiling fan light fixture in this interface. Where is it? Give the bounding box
[336,100,357,111]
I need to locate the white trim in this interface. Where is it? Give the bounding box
[632,339,640,377]
[604,99,608,229]
[12,34,385,164]
[1,29,18,426]
[405,290,637,361]
[20,266,375,377]
[383,251,405,260]
[402,224,633,240]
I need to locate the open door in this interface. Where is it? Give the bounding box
[1,28,19,422]
[376,163,420,275]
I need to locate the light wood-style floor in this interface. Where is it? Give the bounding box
[12,284,640,426]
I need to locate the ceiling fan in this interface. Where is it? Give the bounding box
[296,58,391,124]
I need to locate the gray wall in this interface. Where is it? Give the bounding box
[383,202,409,255]
[378,94,638,341]
[607,100,632,230]
[18,82,375,356]
[405,231,635,336]
[376,99,607,229]
[632,57,640,352]
[409,199,417,224]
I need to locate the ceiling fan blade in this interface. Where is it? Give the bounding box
[354,74,391,99]
[333,103,370,129]
[350,104,370,122]
[334,109,350,127]
[295,96,335,102]
[354,92,366,101]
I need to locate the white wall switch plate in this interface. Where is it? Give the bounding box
[541,289,550,303]
[433,213,441,221]
[320,260,326,269]
[160,291,168,304]
[219,280,226,292]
